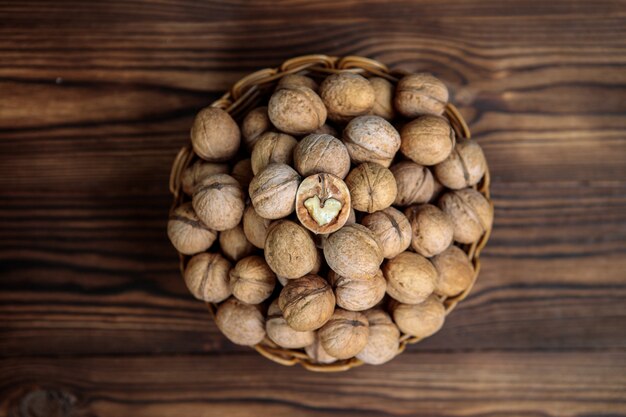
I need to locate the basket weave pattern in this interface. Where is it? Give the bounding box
[169,55,492,372]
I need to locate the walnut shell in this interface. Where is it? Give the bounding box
[323,223,384,280]
[241,106,272,151]
[167,202,217,255]
[319,309,369,359]
[383,251,437,304]
[438,188,493,244]
[215,297,265,346]
[320,73,375,122]
[251,132,298,175]
[293,133,351,179]
[404,204,454,257]
[345,163,397,213]
[395,73,449,117]
[229,255,276,304]
[266,299,315,349]
[313,123,339,137]
[249,164,301,219]
[305,334,337,364]
[296,173,352,235]
[369,77,395,120]
[277,74,319,92]
[190,107,240,161]
[356,309,400,365]
[391,295,445,338]
[431,245,474,297]
[390,161,435,206]
[278,274,335,331]
[264,220,317,279]
[192,173,245,231]
[343,115,401,167]
[361,207,412,259]
[231,158,254,190]
[268,86,327,135]
[181,160,229,195]
[183,253,231,303]
[242,205,271,249]
[434,138,487,189]
[400,115,455,166]
[329,269,386,312]
[219,224,255,262]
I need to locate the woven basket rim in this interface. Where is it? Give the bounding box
[169,54,493,372]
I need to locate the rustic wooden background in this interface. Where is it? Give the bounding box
[1,1,625,416]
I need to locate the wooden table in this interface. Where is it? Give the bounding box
[1,1,625,415]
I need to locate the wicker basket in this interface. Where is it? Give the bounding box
[169,55,492,372]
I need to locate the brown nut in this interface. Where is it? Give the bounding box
[361,207,412,259]
[345,163,397,213]
[395,73,449,117]
[293,133,351,179]
[183,253,231,303]
[231,158,254,190]
[356,309,400,365]
[215,297,265,346]
[383,251,437,304]
[320,73,375,123]
[390,161,435,206]
[391,295,445,338]
[219,224,255,262]
[181,160,229,195]
[329,269,386,312]
[305,334,337,364]
[277,74,319,92]
[404,204,454,257]
[324,223,384,280]
[268,86,327,135]
[438,188,493,244]
[434,138,487,189]
[343,115,401,167]
[319,309,369,359]
[431,245,474,297]
[168,202,217,255]
[249,164,301,219]
[251,132,298,175]
[266,299,315,349]
[242,205,271,249]
[400,115,455,166]
[264,220,317,279]
[192,173,245,231]
[229,255,276,304]
[295,173,352,235]
[190,107,240,161]
[241,106,272,151]
[313,123,339,137]
[369,77,396,120]
[278,274,336,331]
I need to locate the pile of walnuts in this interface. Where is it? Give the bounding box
[168,71,493,365]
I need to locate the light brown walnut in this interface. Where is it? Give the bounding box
[390,295,445,338]
[167,202,217,255]
[383,251,437,304]
[183,253,231,303]
[268,86,326,135]
[328,269,386,312]
[293,133,351,179]
[369,77,396,120]
[181,160,229,195]
[434,138,487,189]
[361,207,412,259]
[356,309,400,365]
[242,205,271,249]
[319,309,369,359]
[343,115,401,167]
[249,164,301,220]
[438,188,493,244]
[390,161,435,206]
[219,224,255,262]
[431,245,474,297]
[241,106,272,151]
[229,255,276,304]
[404,204,454,257]
[192,173,245,231]
[278,274,335,331]
[323,223,383,280]
[266,299,315,349]
[215,297,265,346]
[345,163,397,213]
[250,132,298,175]
[264,220,317,279]
[394,73,449,117]
[400,115,455,166]
[320,73,375,123]
[190,107,240,161]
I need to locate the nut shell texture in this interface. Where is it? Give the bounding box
[319,309,369,359]
[278,274,336,331]
[391,161,435,206]
[343,115,401,167]
[324,223,384,280]
[356,309,400,365]
[181,161,229,195]
[434,138,487,189]
[320,73,375,122]
[268,86,326,135]
[183,253,231,303]
[266,299,315,348]
[369,77,395,120]
[405,204,454,257]
[391,295,445,338]
[241,106,271,151]
[264,220,317,279]
[293,133,351,179]
[383,251,437,304]
[249,164,301,220]
[190,107,240,161]
[242,205,271,249]
[167,202,217,255]
[400,115,455,166]
[192,174,245,231]
[361,207,412,259]
[215,297,266,346]
[296,173,352,235]
[431,245,474,297]
[329,269,386,312]
[305,335,337,364]
[438,188,493,244]
[395,73,449,117]
[345,163,397,213]
[229,255,276,304]
[251,132,297,175]
[219,224,255,262]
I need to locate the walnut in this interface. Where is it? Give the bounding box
[382,251,437,304]
[361,207,412,259]
[320,73,375,122]
[264,220,318,279]
[249,164,301,219]
[400,115,455,166]
[438,188,493,244]
[181,160,229,195]
[183,253,231,303]
[356,309,400,365]
[434,138,487,189]
[431,245,474,297]
[278,274,335,331]
[305,334,337,364]
[342,115,401,167]
[167,202,217,255]
[190,107,240,161]
[192,173,245,231]
[390,295,445,338]
[345,163,397,213]
[293,133,351,179]
[390,161,435,206]
[313,123,339,137]
[394,73,449,117]
[219,224,255,262]
[215,297,265,346]
[266,299,315,349]
[318,309,369,359]
[277,74,319,92]
[295,173,352,235]
[250,132,297,175]
[369,77,395,120]
[229,255,276,304]
[268,85,326,135]
[323,223,383,280]
[404,204,454,257]
[329,269,386,312]
[231,158,254,190]
[242,205,271,249]
[241,106,271,151]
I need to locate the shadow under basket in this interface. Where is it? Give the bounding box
[169,54,493,372]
